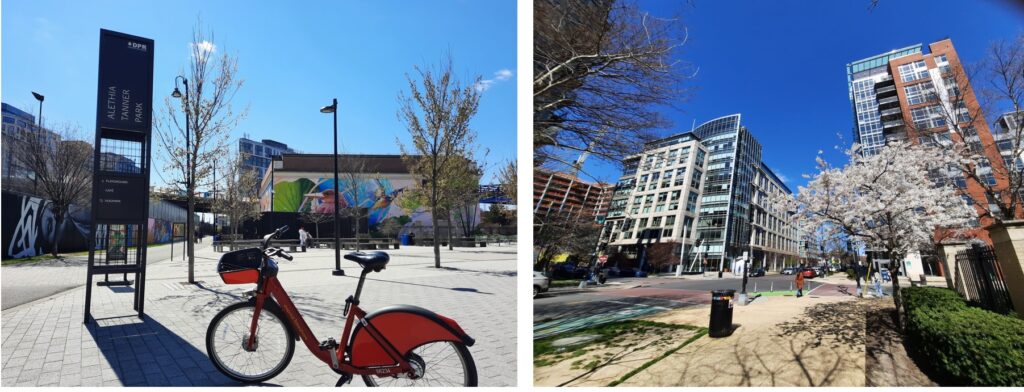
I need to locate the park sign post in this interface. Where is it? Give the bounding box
[84,29,155,324]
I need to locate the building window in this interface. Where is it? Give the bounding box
[665,215,676,226]
[639,218,648,228]
[652,217,662,227]
[904,82,934,105]
[663,228,673,237]
[686,193,699,213]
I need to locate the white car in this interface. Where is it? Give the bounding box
[534,271,550,298]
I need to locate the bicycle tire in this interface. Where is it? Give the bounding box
[206,300,295,383]
[361,341,477,387]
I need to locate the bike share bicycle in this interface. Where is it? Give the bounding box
[206,226,478,386]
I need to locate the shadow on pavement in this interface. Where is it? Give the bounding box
[86,312,262,386]
[437,266,516,277]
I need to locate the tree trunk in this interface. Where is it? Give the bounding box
[51,205,64,257]
[447,210,454,251]
[431,210,441,268]
[891,256,904,330]
[187,175,195,283]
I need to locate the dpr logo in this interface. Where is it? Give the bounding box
[127,41,148,52]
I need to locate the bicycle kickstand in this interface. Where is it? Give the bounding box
[335,373,352,387]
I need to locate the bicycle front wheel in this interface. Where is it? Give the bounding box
[361,341,478,387]
[206,300,295,383]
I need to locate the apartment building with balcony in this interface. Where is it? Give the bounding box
[533,169,613,223]
[847,38,1009,275]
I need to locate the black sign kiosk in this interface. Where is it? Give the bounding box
[84,29,155,323]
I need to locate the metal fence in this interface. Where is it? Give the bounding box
[954,244,1014,314]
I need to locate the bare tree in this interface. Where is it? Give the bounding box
[444,158,484,242]
[909,34,1024,225]
[9,123,92,256]
[337,155,381,244]
[213,153,260,236]
[535,209,602,272]
[534,0,694,169]
[497,159,517,201]
[397,53,482,268]
[154,21,246,283]
[299,210,332,238]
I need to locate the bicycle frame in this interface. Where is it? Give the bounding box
[248,274,414,377]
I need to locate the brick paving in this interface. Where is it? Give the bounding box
[1,244,517,386]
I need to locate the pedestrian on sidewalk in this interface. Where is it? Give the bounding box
[795,270,805,297]
[298,226,310,252]
[873,270,884,297]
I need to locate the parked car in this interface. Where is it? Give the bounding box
[534,271,550,298]
[781,267,796,275]
[550,263,588,280]
[801,267,817,278]
[748,267,766,277]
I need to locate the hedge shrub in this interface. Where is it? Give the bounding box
[902,287,1024,386]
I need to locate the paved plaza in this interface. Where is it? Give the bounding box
[1,243,517,386]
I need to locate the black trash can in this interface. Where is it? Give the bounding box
[709,289,736,338]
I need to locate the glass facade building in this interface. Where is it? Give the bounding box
[690,114,761,267]
[239,137,294,180]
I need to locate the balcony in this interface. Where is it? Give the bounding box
[879,107,902,117]
[878,96,900,106]
[875,84,897,96]
[882,119,905,129]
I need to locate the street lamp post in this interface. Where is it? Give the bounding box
[31,92,44,190]
[321,99,344,276]
[172,76,195,282]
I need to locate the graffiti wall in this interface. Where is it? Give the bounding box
[1,191,90,259]
[265,174,436,233]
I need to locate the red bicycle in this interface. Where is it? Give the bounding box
[206,226,478,386]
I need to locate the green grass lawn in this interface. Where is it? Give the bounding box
[1,241,179,266]
[534,319,707,386]
[550,279,584,288]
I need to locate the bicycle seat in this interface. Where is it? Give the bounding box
[344,251,390,272]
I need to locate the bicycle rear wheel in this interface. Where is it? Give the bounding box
[206,300,295,383]
[361,341,477,387]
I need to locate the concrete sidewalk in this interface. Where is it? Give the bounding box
[620,295,867,387]
[1,241,199,310]
[1,244,517,387]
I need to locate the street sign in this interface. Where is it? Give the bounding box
[598,255,608,264]
[84,29,155,324]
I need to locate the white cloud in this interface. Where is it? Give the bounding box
[777,173,789,183]
[475,68,515,92]
[191,40,216,60]
[494,69,513,80]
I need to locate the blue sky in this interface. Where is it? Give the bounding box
[2,0,516,186]
[580,0,1024,189]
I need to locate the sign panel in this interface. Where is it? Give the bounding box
[85,29,155,323]
[94,175,149,221]
[96,29,154,133]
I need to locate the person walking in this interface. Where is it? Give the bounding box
[795,270,805,298]
[298,226,310,252]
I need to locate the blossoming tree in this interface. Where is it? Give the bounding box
[778,142,975,325]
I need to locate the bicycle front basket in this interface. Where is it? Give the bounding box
[217,248,263,284]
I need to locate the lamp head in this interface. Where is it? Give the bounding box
[171,87,183,99]
[32,92,44,102]
[320,103,336,114]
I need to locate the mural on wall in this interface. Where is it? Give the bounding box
[1,192,90,259]
[148,218,173,244]
[270,176,434,233]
